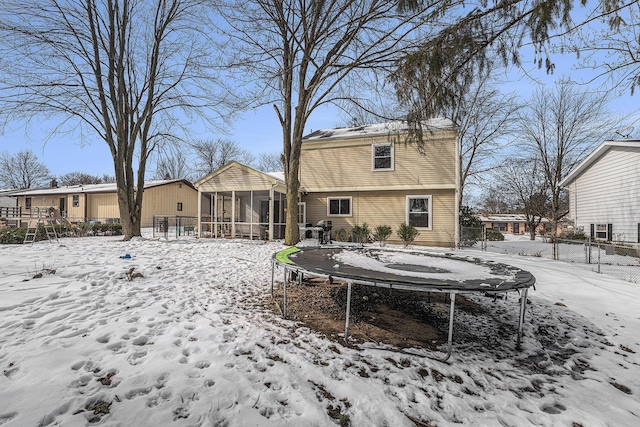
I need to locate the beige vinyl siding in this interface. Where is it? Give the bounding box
[303,189,456,247]
[300,131,456,192]
[67,193,86,222]
[198,167,279,192]
[140,183,199,226]
[87,193,119,223]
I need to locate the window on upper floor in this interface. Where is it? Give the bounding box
[177,202,183,211]
[406,195,431,229]
[372,143,394,171]
[328,197,351,216]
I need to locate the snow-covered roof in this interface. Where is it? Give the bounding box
[477,213,550,223]
[265,171,285,182]
[6,179,193,196]
[302,119,456,142]
[560,140,640,187]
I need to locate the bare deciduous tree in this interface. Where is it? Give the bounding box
[0,150,51,189]
[191,139,255,177]
[440,65,521,206]
[517,80,619,252]
[255,152,283,173]
[214,1,432,244]
[496,158,550,240]
[0,1,225,239]
[58,172,115,186]
[152,150,195,182]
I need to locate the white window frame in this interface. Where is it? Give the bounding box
[297,202,306,224]
[595,223,608,240]
[406,195,432,230]
[372,142,394,171]
[327,197,352,217]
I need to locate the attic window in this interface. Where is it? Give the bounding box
[372,143,394,171]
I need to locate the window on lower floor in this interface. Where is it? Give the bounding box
[25,197,31,209]
[328,197,351,216]
[72,195,79,207]
[407,195,431,229]
[493,222,506,232]
[595,223,610,240]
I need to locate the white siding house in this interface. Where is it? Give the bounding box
[560,140,640,243]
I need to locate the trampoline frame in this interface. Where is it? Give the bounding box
[271,247,534,362]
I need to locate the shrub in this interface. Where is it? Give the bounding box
[372,225,393,246]
[485,228,504,241]
[396,222,419,247]
[0,222,122,244]
[564,232,586,240]
[351,223,371,244]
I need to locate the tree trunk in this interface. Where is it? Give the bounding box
[284,148,301,246]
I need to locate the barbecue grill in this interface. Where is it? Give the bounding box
[317,220,332,244]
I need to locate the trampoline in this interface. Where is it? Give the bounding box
[272,246,536,362]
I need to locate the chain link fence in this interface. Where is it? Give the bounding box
[461,231,640,284]
[152,216,197,239]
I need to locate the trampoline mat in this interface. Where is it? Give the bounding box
[282,247,535,293]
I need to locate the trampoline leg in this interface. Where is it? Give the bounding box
[440,292,456,362]
[344,282,352,343]
[516,288,528,350]
[283,267,288,319]
[271,259,275,298]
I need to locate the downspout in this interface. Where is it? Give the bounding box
[197,188,202,238]
[454,130,460,248]
[269,184,275,241]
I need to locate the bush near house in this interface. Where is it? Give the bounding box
[396,223,420,247]
[372,225,393,246]
[485,228,504,241]
[352,223,372,244]
[0,223,123,244]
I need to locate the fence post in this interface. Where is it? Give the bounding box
[482,225,487,251]
[597,243,601,273]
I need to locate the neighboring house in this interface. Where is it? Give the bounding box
[560,139,640,243]
[299,120,458,247]
[194,162,288,240]
[8,179,200,227]
[475,214,553,235]
[0,189,16,208]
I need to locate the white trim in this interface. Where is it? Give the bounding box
[406,195,432,230]
[302,184,456,192]
[297,202,307,224]
[371,142,394,171]
[327,196,352,217]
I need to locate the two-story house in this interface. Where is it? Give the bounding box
[195,120,458,246]
[299,120,458,247]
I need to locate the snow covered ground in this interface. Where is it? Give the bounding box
[1,233,639,426]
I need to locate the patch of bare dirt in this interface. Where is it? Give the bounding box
[273,277,484,350]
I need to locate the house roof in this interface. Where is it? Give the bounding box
[301,119,456,142]
[476,214,550,223]
[5,179,195,197]
[560,140,640,187]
